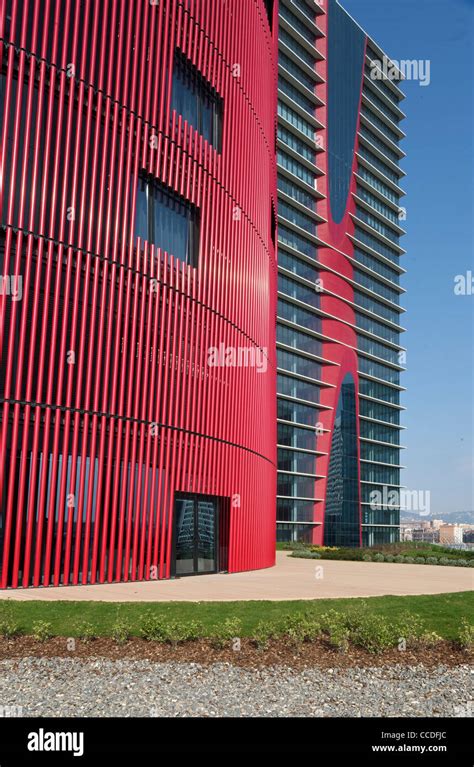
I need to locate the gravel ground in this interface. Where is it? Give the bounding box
[0,658,471,717]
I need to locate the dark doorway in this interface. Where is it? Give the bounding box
[173,493,229,577]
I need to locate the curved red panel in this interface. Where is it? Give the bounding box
[0,0,278,587]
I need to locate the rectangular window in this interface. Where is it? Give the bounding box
[171,49,223,152]
[134,174,200,267]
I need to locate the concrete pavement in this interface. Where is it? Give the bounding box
[2,552,472,602]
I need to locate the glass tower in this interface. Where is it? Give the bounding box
[276,0,406,545]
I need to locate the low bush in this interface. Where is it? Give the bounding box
[140,612,203,644]
[310,546,339,553]
[403,557,415,564]
[415,557,426,565]
[384,554,394,563]
[0,606,21,639]
[140,612,169,642]
[457,620,474,650]
[426,557,439,565]
[373,553,385,563]
[439,557,453,566]
[453,559,468,567]
[32,620,52,642]
[75,620,97,642]
[281,614,321,644]
[212,617,242,649]
[394,554,405,563]
[252,620,276,650]
[419,631,443,647]
[394,612,425,646]
[362,553,372,562]
[312,548,365,561]
[350,614,395,654]
[319,610,350,652]
[326,623,350,652]
[290,550,321,559]
[166,620,203,644]
[111,618,130,645]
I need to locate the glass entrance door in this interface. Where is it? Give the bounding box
[174,496,196,576]
[196,499,216,573]
[174,494,218,576]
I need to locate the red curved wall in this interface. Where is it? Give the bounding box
[0,0,278,587]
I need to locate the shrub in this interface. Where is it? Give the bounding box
[319,609,344,632]
[111,617,131,645]
[319,610,349,652]
[395,612,425,645]
[327,623,350,652]
[0,606,21,639]
[373,553,385,563]
[426,557,438,565]
[468,560,474,567]
[350,614,395,654]
[140,612,169,642]
[415,557,426,564]
[438,557,453,566]
[75,620,97,642]
[419,631,443,647]
[362,553,372,562]
[457,620,474,650]
[384,554,394,563]
[166,620,203,645]
[283,541,307,551]
[252,620,276,650]
[394,554,405,563]
[32,621,53,642]
[291,550,321,559]
[316,548,366,561]
[403,557,415,564]
[211,618,242,649]
[281,614,321,644]
[310,546,339,553]
[344,603,368,632]
[453,559,468,567]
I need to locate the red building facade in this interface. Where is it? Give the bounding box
[0,0,278,588]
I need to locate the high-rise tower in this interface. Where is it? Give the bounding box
[276,0,406,545]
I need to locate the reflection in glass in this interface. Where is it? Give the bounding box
[197,500,216,573]
[324,373,360,547]
[175,498,195,575]
[174,495,219,576]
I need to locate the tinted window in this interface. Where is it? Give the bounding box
[171,50,223,151]
[134,174,200,267]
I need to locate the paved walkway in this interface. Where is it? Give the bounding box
[2,552,472,601]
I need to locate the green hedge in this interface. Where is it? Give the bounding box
[289,547,473,567]
[279,541,474,561]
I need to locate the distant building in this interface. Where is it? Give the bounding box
[411,528,439,544]
[462,528,474,544]
[438,525,463,545]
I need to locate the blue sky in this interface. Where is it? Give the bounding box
[342,0,474,515]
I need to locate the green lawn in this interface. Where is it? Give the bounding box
[1,591,472,640]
